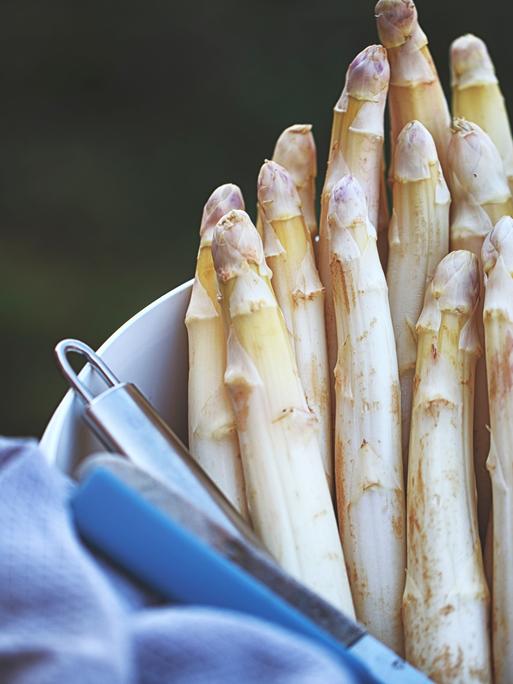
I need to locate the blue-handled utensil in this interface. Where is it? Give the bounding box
[71,468,429,684]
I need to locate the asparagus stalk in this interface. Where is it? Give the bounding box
[482,216,513,684]
[258,160,332,491]
[329,175,405,652]
[318,143,349,404]
[327,45,389,266]
[448,118,513,539]
[403,250,491,683]
[451,34,513,194]
[212,209,354,614]
[387,120,450,470]
[185,184,249,518]
[272,124,318,238]
[375,0,451,177]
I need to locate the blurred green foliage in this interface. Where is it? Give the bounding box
[1,0,511,435]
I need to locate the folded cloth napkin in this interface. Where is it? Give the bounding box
[0,438,357,684]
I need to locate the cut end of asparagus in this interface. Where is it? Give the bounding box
[272,124,317,186]
[212,209,269,282]
[450,34,497,89]
[341,45,390,105]
[200,184,245,243]
[430,249,480,316]
[375,0,426,50]
[482,216,513,275]
[449,118,511,204]
[257,160,303,222]
[393,120,438,182]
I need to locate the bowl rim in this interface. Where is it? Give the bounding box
[40,278,194,462]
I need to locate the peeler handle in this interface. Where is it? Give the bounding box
[71,468,380,684]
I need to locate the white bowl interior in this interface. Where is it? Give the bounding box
[40,280,193,473]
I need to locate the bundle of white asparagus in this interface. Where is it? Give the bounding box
[183,0,513,680]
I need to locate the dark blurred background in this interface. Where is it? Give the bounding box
[1,0,511,436]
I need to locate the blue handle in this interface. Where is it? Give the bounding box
[71,468,379,682]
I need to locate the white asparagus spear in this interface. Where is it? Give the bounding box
[387,120,450,471]
[403,250,491,683]
[448,118,513,539]
[329,175,405,652]
[272,124,318,238]
[321,46,389,400]
[482,216,513,683]
[451,34,513,194]
[185,184,249,518]
[375,0,451,178]
[258,160,332,491]
[212,209,354,614]
[327,45,389,267]
[318,144,349,408]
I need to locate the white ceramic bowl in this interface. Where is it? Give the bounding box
[40,280,193,472]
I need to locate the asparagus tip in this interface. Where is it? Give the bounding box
[278,123,312,136]
[483,216,513,275]
[393,120,438,181]
[344,45,390,102]
[257,159,302,222]
[328,175,369,230]
[431,250,480,315]
[335,45,390,111]
[450,34,496,89]
[375,0,421,49]
[272,124,317,185]
[212,209,266,282]
[451,116,476,135]
[200,184,245,238]
[449,118,510,202]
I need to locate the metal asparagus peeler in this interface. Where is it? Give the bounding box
[55,338,258,541]
[55,338,429,683]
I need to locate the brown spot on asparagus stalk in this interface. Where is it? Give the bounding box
[489,330,513,400]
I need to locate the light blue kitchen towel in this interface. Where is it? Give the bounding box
[0,438,356,684]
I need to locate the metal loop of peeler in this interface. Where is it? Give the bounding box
[55,339,120,404]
